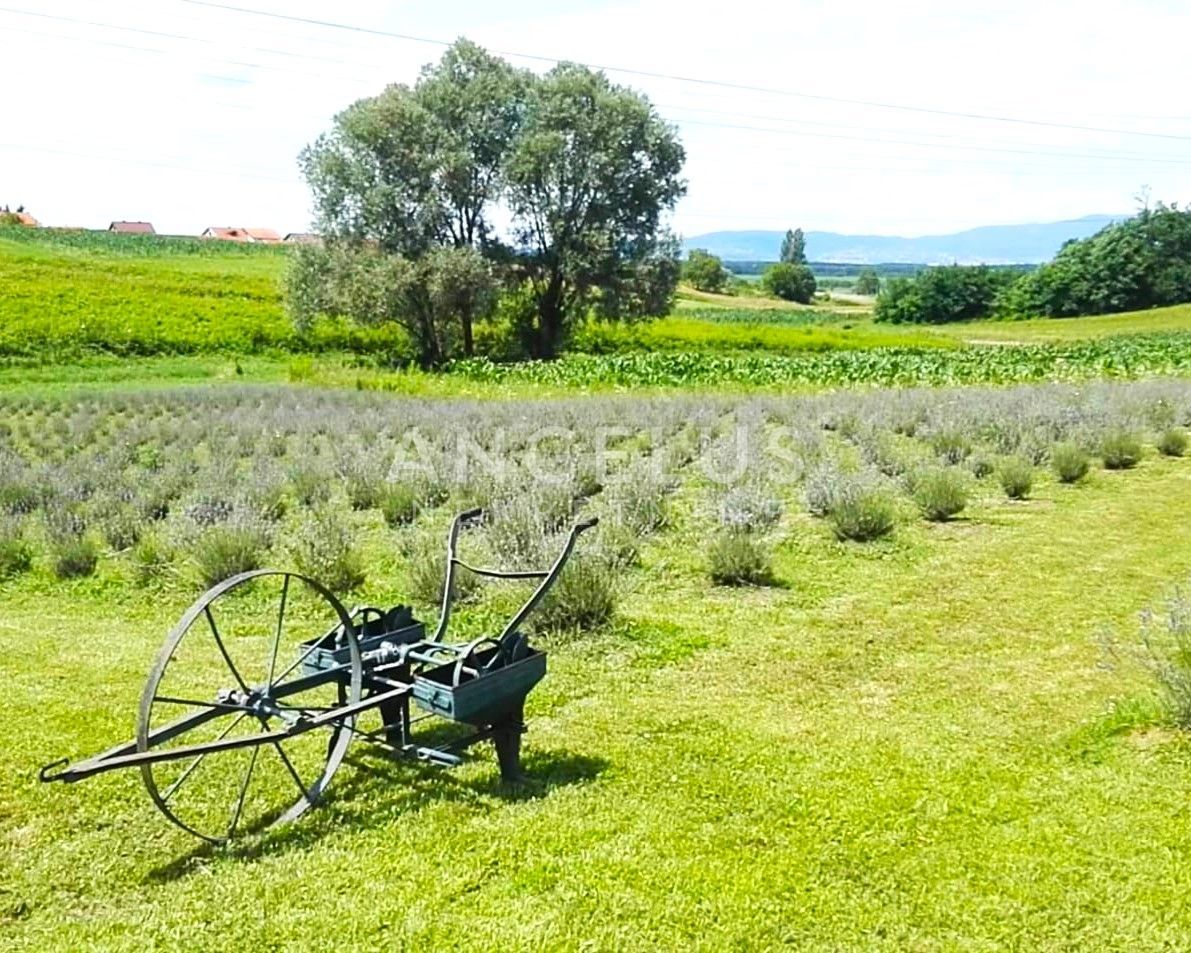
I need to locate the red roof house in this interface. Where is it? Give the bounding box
[109,221,155,235]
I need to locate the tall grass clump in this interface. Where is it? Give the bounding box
[406,530,480,606]
[1100,429,1143,470]
[1108,584,1191,730]
[997,456,1034,500]
[1157,428,1187,457]
[909,466,970,522]
[829,483,897,541]
[1050,442,1090,484]
[287,506,365,594]
[0,517,32,579]
[190,515,271,587]
[532,554,617,633]
[708,529,773,585]
[45,505,98,579]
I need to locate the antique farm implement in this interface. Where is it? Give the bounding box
[41,509,597,843]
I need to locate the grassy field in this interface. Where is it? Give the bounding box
[3,383,1191,948]
[5,227,1191,949]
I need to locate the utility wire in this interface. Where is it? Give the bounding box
[176,0,1191,142]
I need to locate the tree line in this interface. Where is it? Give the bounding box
[287,40,686,365]
[875,204,1191,324]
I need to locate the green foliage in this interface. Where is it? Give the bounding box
[780,227,808,265]
[761,262,817,303]
[854,267,881,295]
[1101,429,1143,469]
[132,533,171,586]
[446,333,1191,390]
[1050,442,1090,483]
[0,231,409,360]
[682,249,730,293]
[910,466,970,521]
[1157,428,1187,457]
[875,265,1019,324]
[190,522,270,587]
[998,456,1034,499]
[708,529,773,585]
[287,242,496,368]
[0,518,32,578]
[507,63,686,358]
[828,486,897,541]
[532,554,617,633]
[1001,204,1191,318]
[52,537,99,579]
[287,506,365,594]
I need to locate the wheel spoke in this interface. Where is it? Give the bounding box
[271,631,332,687]
[162,711,250,804]
[205,605,249,694]
[155,695,248,713]
[265,574,290,688]
[272,742,313,802]
[227,741,261,839]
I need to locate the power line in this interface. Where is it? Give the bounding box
[177,0,1191,142]
[7,4,1187,166]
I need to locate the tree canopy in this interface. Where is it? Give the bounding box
[761,262,817,303]
[290,42,686,365]
[780,228,807,265]
[682,249,731,293]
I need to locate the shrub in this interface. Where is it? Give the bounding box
[910,467,970,521]
[608,462,671,535]
[718,480,782,533]
[1050,442,1090,484]
[98,505,144,551]
[132,533,171,586]
[533,555,616,633]
[52,537,99,579]
[406,531,480,606]
[287,507,365,594]
[760,262,816,303]
[681,249,730,293]
[967,454,995,479]
[0,518,32,579]
[875,265,1017,324]
[708,529,773,585]
[997,456,1034,499]
[1109,583,1191,729]
[191,518,271,587]
[828,486,897,541]
[594,517,641,568]
[1101,429,1143,470]
[380,481,424,527]
[1158,427,1187,458]
[288,464,332,507]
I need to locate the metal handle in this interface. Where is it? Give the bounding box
[39,757,70,783]
[574,517,599,533]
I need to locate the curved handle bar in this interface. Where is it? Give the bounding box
[430,510,600,643]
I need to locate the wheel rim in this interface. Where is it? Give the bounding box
[136,570,362,844]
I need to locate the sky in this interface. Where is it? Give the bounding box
[2,0,1189,239]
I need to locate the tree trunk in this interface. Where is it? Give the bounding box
[536,273,565,359]
[461,314,474,358]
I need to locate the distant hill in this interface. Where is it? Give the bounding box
[682,215,1119,265]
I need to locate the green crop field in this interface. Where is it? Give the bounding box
[4,226,1191,949]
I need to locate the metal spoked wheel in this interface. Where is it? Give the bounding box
[136,570,362,844]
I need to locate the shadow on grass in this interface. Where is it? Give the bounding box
[143,745,607,884]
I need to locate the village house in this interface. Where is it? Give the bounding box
[108,221,155,235]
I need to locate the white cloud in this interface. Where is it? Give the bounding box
[2,0,1187,236]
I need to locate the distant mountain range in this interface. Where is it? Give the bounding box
[681,215,1119,265]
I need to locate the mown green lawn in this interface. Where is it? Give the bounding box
[3,448,1190,950]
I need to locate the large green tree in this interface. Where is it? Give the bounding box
[505,63,686,358]
[293,41,525,361]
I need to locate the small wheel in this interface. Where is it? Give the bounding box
[136,570,362,843]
